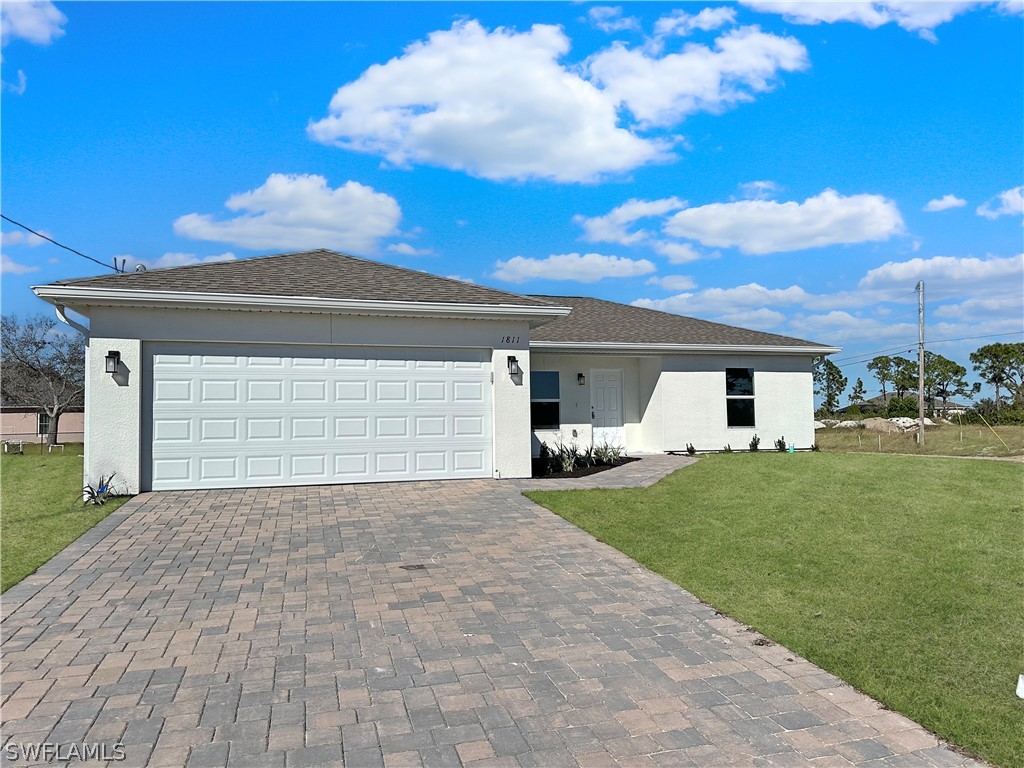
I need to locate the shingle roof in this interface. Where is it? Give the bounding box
[53,249,555,308]
[48,250,831,349]
[530,295,828,349]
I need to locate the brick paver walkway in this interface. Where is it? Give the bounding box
[1,470,984,767]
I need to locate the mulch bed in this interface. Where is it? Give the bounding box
[532,455,641,479]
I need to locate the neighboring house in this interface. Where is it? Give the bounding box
[0,406,85,444]
[33,249,838,493]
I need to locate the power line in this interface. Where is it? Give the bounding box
[830,331,1022,365]
[1,214,120,273]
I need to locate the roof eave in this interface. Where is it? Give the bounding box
[529,341,842,356]
[32,285,571,328]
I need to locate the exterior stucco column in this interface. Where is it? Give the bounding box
[85,337,142,494]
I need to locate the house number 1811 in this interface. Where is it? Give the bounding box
[500,336,520,344]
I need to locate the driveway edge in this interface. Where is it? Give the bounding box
[1,494,149,622]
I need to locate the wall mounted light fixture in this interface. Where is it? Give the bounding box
[577,373,586,385]
[507,356,520,376]
[105,350,121,374]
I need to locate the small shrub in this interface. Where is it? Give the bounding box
[686,443,696,455]
[723,444,732,453]
[774,436,787,452]
[594,441,622,465]
[579,446,596,467]
[554,442,579,473]
[537,442,551,476]
[749,434,760,452]
[83,473,117,505]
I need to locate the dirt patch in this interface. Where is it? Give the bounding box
[532,456,641,479]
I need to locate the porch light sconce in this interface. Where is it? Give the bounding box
[104,350,121,374]
[577,373,586,386]
[507,356,520,376]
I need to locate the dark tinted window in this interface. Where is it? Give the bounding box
[530,402,561,430]
[726,399,756,427]
[726,368,754,396]
[531,371,560,401]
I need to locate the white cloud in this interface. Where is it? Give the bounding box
[588,6,641,33]
[859,253,1024,289]
[2,229,47,247]
[664,188,904,254]
[575,197,686,245]
[652,241,706,263]
[2,69,27,95]
[117,252,237,272]
[173,174,402,254]
[445,274,476,284]
[387,242,433,257]
[1,1,66,46]
[933,295,1024,320]
[587,25,809,127]
[308,20,663,183]
[1,253,38,274]
[493,252,656,284]
[646,274,697,291]
[923,194,966,212]
[976,186,1024,219]
[740,1,995,40]
[653,7,738,37]
[635,282,809,315]
[716,308,787,329]
[738,180,779,200]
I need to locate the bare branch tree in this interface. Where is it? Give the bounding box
[1,314,85,445]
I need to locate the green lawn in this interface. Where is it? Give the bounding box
[1,446,129,592]
[527,453,1024,768]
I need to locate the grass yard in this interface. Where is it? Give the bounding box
[815,422,1024,458]
[527,453,1024,767]
[1,446,129,592]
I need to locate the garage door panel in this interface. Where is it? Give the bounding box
[200,418,238,441]
[335,417,368,438]
[147,343,493,490]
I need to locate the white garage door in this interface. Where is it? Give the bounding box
[144,343,493,490]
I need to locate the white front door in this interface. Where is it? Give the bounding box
[591,369,624,448]
[144,342,493,491]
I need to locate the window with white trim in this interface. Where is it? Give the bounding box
[530,371,560,429]
[725,368,756,427]
[37,412,51,436]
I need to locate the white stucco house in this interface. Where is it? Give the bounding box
[33,249,839,493]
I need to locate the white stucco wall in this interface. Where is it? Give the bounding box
[85,337,142,494]
[659,354,816,451]
[529,352,816,455]
[529,354,661,454]
[85,307,533,489]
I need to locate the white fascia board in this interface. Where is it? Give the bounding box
[32,285,571,326]
[529,341,842,356]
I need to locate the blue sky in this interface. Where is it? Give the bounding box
[2,1,1022,401]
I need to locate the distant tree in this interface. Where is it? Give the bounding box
[866,356,894,400]
[886,396,918,418]
[970,342,1024,411]
[849,377,867,405]
[1,314,85,445]
[814,358,847,416]
[923,352,977,412]
[891,356,918,399]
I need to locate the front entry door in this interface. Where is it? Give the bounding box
[591,369,624,448]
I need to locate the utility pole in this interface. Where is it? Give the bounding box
[917,281,925,445]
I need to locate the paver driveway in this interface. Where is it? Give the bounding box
[1,466,983,768]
